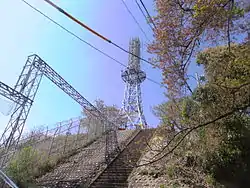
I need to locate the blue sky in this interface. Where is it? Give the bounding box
[0,0,172,133]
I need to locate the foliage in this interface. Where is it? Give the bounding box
[82,99,128,136]
[148,0,249,98]
[197,43,250,85]
[166,165,176,178]
[6,146,54,187]
[159,185,165,188]
[204,115,250,186]
[153,97,199,130]
[152,43,250,187]
[140,0,250,187]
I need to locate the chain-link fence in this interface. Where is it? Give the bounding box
[2,116,107,163]
[0,115,108,186]
[0,115,136,187]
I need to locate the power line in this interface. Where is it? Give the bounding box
[138,0,157,30]
[20,0,125,68]
[135,0,154,32]
[42,0,155,67]
[136,0,157,31]
[43,0,111,42]
[147,77,163,86]
[120,0,150,42]
[20,0,163,88]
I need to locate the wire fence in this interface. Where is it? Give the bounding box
[0,115,104,165]
[36,132,135,187]
[0,116,103,186]
[0,116,136,187]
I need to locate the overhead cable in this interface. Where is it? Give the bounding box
[135,0,154,32]
[20,0,163,88]
[42,0,155,67]
[120,0,150,42]
[138,0,157,30]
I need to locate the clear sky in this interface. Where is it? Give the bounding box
[0,0,171,133]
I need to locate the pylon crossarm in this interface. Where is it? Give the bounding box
[0,54,119,165]
[0,81,32,105]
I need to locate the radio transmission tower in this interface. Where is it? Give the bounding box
[121,38,147,129]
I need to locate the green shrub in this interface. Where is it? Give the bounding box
[205,174,215,186]
[166,165,175,178]
[204,115,250,186]
[6,146,52,187]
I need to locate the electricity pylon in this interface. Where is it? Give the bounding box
[0,55,119,166]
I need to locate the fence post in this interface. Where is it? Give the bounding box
[75,117,81,150]
[63,119,72,154]
[48,124,60,156]
[45,126,49,139]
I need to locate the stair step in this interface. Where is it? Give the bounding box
[96,176,128,180]
[96,174,128,180]
[97,172,131,176]
[91,182,128,186]
[91,185,127,188]
[92,178,128,183]
[104,169,133,172]
[90,130,155,188]
[95,179,128,183]
[109,167,133,170]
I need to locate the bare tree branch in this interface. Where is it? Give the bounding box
[145,139,161,152]
[176,0,194,13]
[215,82,250,91]
[227,0,234,53]
[137,103,250,167]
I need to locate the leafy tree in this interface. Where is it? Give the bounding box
[204,115,250,186]
[153,97,199,131]
[81,99,128,139]
[148,0,250,98]
[150,43,250,186]
[6,146,52,187]
[18,126,49,150]
[130,0,250,186]
[194,43,250,184]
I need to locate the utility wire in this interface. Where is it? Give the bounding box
[21,0,125,68]
[135,0,154,32]
[20,0,163,88]
[147,77,163,86]
[120,0,150,42]
[42,0,155,67]
[138,0,157,30]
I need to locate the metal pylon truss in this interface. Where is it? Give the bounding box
[0,56,43,149]
[121,38,147,129]
[0,54,119,166]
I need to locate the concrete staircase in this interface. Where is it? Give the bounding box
[90,129,154,188]
[36,130,136,187]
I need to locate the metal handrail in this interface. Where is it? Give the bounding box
[0,169,18,188]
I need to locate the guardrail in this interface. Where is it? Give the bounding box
[0,169,18,188]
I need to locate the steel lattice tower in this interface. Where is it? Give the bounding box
[0,55,119,165]
[121,38,147,129]
[0,56,43,150]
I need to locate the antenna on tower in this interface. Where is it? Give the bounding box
[120,38,147,129]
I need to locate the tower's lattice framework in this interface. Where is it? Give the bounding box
[0,55,119,166]
[121,38,147,129]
